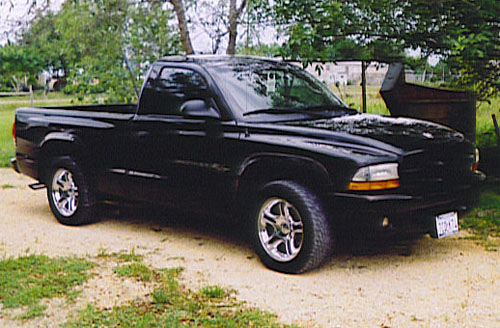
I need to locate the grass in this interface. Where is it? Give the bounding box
[475,97,500,148]
[66,264,298,328]
[461,184,500,251]
[113,263,154,282]
[97,247,144,263]
[0,103,16,167]
[0,252,297,326]
[336,85,390,115]
[200,285,232,299]
[0,251,298,326]
[0,255,94,319]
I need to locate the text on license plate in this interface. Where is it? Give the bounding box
[435,211,459,238]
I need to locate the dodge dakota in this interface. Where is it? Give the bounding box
[11,56,484,273]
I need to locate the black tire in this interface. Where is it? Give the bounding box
[46,156,96,225]
[251,180,334,273]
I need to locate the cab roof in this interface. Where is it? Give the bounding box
[157,55,284,66]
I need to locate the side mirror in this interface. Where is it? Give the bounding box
[180,99,220,119]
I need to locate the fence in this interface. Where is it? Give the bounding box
[0,85,34,105]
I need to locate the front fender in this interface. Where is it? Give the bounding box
[237,153,332,192]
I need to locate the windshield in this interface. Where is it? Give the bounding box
[205,59,350,118]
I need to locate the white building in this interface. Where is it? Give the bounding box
[302,61,389,86]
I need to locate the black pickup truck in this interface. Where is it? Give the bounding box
[11,56,484,273]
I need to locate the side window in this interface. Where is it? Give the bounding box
[158,68,207,91]
[139,67,209,116]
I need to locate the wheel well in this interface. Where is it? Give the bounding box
[38,141,87,183]
[236,158,331,213]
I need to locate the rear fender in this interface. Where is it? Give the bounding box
[38,132,89,183]
[40,132,77,148]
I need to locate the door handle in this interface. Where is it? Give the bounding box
[135,131,150,137]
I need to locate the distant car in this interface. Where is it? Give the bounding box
[11,56,484,273]
[48,77,67,91]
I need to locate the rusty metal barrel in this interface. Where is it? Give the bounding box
[380,63,476,143]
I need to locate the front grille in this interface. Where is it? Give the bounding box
[399,143,475,197]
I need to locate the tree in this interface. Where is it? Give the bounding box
[18,0,181,102]
[168,0,194,54]
[19,11,67,76]
[227,0,248,54]
[166,0,250,55]
[273,0,500,99]
[0,43,43,91]
[237,42,280,57]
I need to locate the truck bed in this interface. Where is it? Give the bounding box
[39,103,138,114]
[13,103,138,181]
[15,104,137,127]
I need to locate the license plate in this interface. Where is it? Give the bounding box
[435,211,459,238]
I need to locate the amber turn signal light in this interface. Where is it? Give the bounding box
[348,179,400,191]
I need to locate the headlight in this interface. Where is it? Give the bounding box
[349,163,399,191]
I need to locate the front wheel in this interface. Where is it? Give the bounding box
[251,181,334,273]
[46,156,96,225]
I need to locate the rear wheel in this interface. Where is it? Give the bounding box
[251,181,334,273]
[46,156,96,225]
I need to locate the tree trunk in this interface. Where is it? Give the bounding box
[169,0,194,55]
[227,0,247,55]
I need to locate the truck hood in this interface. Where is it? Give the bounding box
[285,113,465,151]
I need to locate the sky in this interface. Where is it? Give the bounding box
[0,0,276,54]
[0,0,64,45]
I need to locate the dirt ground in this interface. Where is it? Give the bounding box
[0,168,499,328]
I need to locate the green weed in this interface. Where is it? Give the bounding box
[66,265,298,328]
[200,285,231,299]
[461,185,500,251]
[0,255,94,319]
[115,248,144,263]
[18,304,48,320]
[113,263,153,282]
[97,248,144,263]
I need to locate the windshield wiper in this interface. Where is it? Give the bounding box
[243,108,297,116]
[243,107,334,117]
[297,104,358,114]
[243,104,357,117]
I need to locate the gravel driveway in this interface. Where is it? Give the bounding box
[0,168,499,327]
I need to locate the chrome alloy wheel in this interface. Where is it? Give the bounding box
[51,168,79,217]
[257,198,304,262]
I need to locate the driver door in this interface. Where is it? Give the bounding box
[125,65,227,210]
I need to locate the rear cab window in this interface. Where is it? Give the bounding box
[138,65,213,116]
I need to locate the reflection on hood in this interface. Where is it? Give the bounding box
[286,114,465,149]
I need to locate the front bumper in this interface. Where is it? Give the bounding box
[332,190,468,215]
[328,171,485,235]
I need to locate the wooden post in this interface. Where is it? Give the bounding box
[245,0,250,54]
[361,61,367,113]
[492,114,500,177]
[29,85,34,106]
[492,114,500,146]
